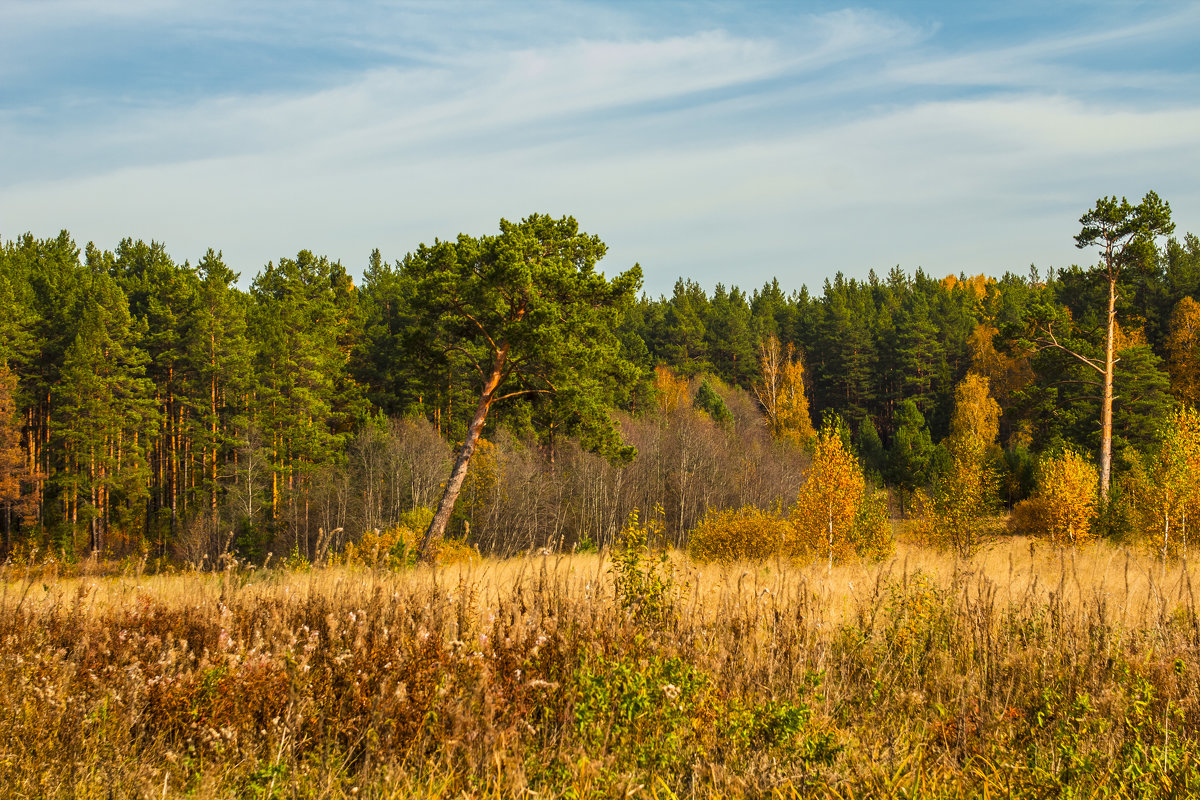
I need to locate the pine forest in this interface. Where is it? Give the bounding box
[3,199,1199,564]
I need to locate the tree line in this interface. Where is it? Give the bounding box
[1,199,1198,562]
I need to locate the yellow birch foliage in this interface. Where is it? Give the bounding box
[941,273,991,298]
[923,448,994,555]
[947,372,1000,454]
[967,324,1033,405]
[776,356,815,444]
[924,373,1000,554]
[853,488,895,561]
[790,427,864,567]
[1127,406,1200,558]
[654,366,690,415]
[1166,297,1200,406]
[1035,450,1099,547]
[755,335,815,443]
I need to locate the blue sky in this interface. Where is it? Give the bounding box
[2,1,1198,296]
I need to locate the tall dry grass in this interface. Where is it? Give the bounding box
[2,537,1199,797]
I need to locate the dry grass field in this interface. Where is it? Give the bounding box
[2,535,1199,798]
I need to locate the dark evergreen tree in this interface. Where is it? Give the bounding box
[52,267,157,553]
[887,399,935,516]
[186,249,253,539]
[704,284,757,386]
[250,250,360,556]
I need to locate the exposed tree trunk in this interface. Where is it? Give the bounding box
[1099,270,1116,501]
[211,350,220,536]
[419,346,508,560]
[89,447,98,554]
[168,377,178,539]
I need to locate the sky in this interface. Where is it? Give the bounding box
[2,1,1198,297]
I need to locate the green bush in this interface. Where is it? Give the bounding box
[611,507,675,623]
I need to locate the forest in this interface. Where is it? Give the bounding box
[1,196,1199,566]
[9,200,1200,798]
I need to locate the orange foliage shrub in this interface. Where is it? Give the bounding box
[688,505,794,563]
[345,507,477,567]
[1006,497,1050,537]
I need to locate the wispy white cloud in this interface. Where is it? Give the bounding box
[883,4,1200,93]
[1,2,1197,294]
[2,9,916,181]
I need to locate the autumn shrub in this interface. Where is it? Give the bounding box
[851,488,895,561]
[1007,496,1050,537]
[687,504,794,562]
[344,508,426,567]
[344,507,476,567]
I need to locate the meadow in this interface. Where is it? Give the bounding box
[2,534,1199,799]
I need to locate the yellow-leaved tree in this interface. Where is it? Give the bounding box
[654,365,690,416]
[1166,297,1200,407]
[1125,406,1200,560]
[754,334,816,444]
[923,373,1001,555]
[967,324,1034,407]
[790,423,865,570]
[1033,450,1100,546]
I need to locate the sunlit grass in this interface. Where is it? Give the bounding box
[2,536,1199,797]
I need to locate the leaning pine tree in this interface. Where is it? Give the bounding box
[400,214,642,560]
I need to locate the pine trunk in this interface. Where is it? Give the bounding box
[419,346,508,560]
[210,352,219,535]
[1099,270,1117,501]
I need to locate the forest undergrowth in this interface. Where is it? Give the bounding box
[2,533,1200,798]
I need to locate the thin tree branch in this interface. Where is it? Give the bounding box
[448,298,500,354]
[493,388,554,403]
[442,344,485,379]
[1035,322,1106,375]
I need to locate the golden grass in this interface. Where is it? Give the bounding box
[15,536,1192,623]
[2,536,1199,797]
